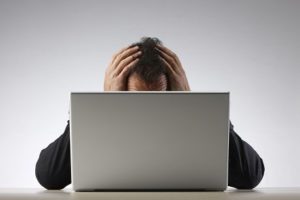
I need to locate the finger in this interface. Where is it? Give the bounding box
[156,47,179,73]
[112,46,139,68]
[107,45,139,76]
[115,51,142,75]
[156,44,174,55]
[156,45,179,62]
[118,58,140,78]
[159,56,177,76]
[110,45,132,65]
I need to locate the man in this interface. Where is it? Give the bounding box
[35,37,265,190]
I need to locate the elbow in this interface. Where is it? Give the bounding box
[36,178,66,190]
[236,175,263,189]
[35,155,69,190]
[237,159,265,190]
[36,174,67,190]
[35,165,67,190]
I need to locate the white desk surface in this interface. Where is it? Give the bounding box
[0,188,300,200]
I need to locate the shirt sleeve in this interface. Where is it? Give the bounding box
[228,122,265,189]
[35,121,71,190]
[35,120,265,190]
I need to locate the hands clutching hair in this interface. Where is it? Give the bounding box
[104,43,190,91]
[155,45,190,91]
[104,45,142,91]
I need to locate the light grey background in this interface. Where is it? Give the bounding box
[0,0,299,188]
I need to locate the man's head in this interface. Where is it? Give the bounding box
[104,37,190,91]
[127,37,168,91]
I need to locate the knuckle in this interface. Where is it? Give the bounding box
[116,54,121,59]
[122,49,130,55]
[119,51,125,56]
[119,60,125,66]
[112,73,118,79]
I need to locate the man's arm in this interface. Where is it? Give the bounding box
[156,44,265,189]
[35,121,71,190]
[228,122,265,189]
[35,45,143,190]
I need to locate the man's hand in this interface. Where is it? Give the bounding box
[156,45,190,91]
[104,45,141,91]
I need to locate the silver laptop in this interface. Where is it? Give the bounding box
[70,92,230,191]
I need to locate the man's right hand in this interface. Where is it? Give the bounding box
[104,45,141,91]
[156,45,190,91]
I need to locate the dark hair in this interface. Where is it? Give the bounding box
[130,37,167,83]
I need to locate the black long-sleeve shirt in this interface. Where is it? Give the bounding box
[35,121,265,190]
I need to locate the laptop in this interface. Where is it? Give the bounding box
[70,92,230,191]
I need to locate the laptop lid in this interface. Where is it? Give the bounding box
[70,92,229,191]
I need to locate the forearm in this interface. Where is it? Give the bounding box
[35,122,71,189]
[228,123,265,189]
